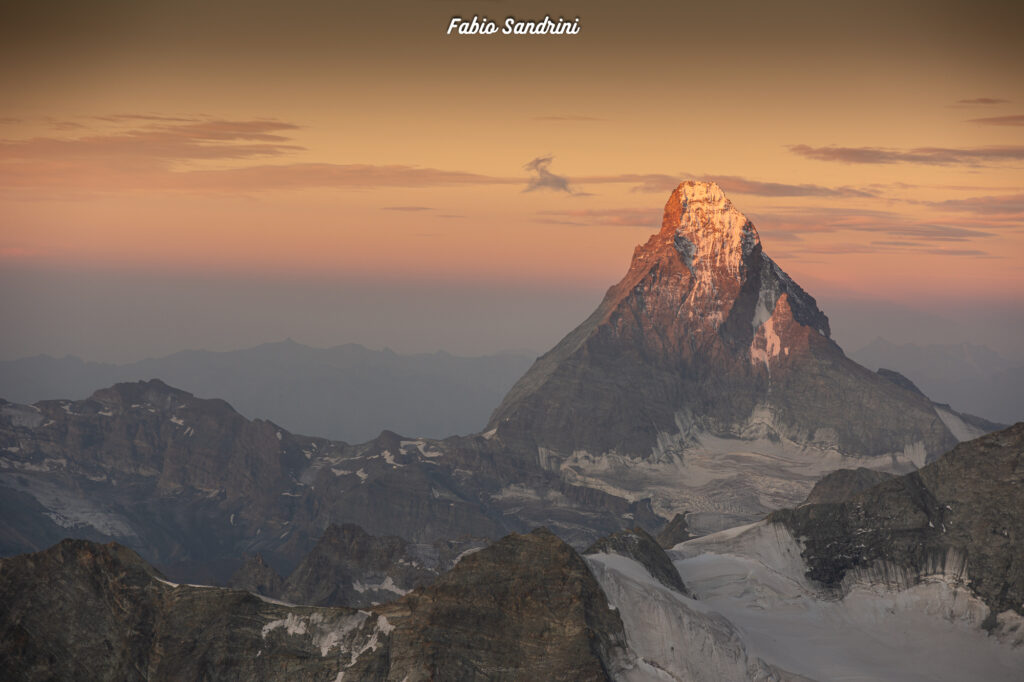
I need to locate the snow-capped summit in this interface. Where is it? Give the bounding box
[662,180,758,276]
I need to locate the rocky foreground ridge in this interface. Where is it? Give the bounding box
[0,529,634,681]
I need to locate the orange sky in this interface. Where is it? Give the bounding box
[1,0,1022,360]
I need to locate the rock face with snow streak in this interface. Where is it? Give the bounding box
[489,181,960,461]
[772,422,1024,618]
[277,523,488,608]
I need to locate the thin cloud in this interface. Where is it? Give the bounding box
[93,114,202,123]
[752,206,999,244]
[524,156,574,194]
[703,174,876,198]
[572,173,679,194]
[177,164,517,191]
[966,114,1024,127]
[955,98,1010,105]
[572,173,875,197]
[926,193,1024,217]
[534,115,605,122]
[0,119,303,164]
[789,144,1024,166]
[0,113,525,192]
[535,208,661,228]
[867,242,997,257]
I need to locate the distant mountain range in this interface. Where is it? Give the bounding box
[850,339,1024,424]
[0,341,534,443]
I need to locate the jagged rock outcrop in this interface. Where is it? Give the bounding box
[585,527,688,594]
[772,423,1024,617]
[489,181,963,462]
[656,512,693,549]
[348,528,632,680]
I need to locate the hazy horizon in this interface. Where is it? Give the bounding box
[3,260,1024,366]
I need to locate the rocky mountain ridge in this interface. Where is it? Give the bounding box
[0,529,634,681]
[0,379,657,584]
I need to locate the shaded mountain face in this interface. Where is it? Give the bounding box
[772,422,1024,618]
[490,181,959,461]
[0,530,631,682]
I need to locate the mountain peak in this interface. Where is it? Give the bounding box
[659,180,760,280]
[490,180,960,469]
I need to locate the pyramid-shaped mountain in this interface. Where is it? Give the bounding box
[490,182,970,471]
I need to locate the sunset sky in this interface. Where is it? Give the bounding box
[2,0,1022,362]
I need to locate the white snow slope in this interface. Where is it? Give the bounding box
[590,522,1024,682]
